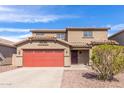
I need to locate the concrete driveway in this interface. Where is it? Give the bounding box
[0,67,64,88]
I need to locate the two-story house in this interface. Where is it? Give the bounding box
[12,27,114,67]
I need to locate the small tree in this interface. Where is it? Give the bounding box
[91,44,124,81]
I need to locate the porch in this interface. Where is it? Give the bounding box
[70,48,92,66]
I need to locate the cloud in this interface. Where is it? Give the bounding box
[0,36,20,42]
[0,27,32,42]
[0,28,29,32]
[0,33,31,42]
[110,24,124,31]
[19,33,31,38]
[0,6,80,23]
[0,6,15,12]
[0,13,78,23]
[0,27,31,42]
[106,24,124,36]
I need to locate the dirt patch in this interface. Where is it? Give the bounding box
[0,65,20,73]
[61,70,124,88]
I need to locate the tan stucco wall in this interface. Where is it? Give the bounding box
[32,32,67,39]
[78,50,89,65]
[0,45,16,65]
[67,31,108,43]
[12,54,22,66]
[13,40,71,66]
[109,32,124,46]
[89,49,92,65]
[33,33,57,37]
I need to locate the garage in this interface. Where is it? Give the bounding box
[23,49,64,67]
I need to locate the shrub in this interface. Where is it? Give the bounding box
[91,44,124,81]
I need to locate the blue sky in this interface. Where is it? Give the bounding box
[0,5,124,42]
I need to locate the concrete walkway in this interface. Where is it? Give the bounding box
[0,67,64,88]
[64,64,91,70]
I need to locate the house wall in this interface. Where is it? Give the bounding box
[13,40,71,67]
[32,32,67,40]
[67,30,108,43]
[78,50,89,65]
[0,45,16,65]
[32,33,57,37]
[109,32,124,46]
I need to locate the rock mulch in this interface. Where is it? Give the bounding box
[61,70,124,88]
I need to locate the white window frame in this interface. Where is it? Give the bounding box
[56,33,65,39]
[36,33,44,36]
[83,31,93,37]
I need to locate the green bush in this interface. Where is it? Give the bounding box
[91,44,124,81]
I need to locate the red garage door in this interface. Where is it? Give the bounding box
[23,50,64,67]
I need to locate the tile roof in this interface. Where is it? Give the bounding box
[109,29,124,39]
[66,27,110,31]
[0,38,15,48]
[30,29,66,33]
[14,36,71,46]
[15,36,119,48]
[90,40,119,45]
[30,27,110,33]
[28,36,57,40]
[69,42,91,48]
[69,40,119,48]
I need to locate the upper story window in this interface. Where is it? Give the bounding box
[35,33,44,36]
[83,31,93,37]
[56,33,65,40]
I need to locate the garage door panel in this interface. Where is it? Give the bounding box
[23,50,64,67]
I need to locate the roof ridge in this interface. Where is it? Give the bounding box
[109,29,124,38]
[0,37,15,46]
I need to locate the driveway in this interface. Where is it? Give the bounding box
[0,67,64,88]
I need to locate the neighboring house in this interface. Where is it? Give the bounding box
[0,38,16,65]
[109,30,124,45]
[12,27,117,67]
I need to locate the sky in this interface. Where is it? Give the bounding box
[0,5,124,42]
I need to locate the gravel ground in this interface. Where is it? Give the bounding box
[0,65,20,73]
[61,70,124,88]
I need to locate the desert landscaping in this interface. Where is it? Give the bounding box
[61,69,124,88]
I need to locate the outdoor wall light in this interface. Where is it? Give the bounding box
[18,50,20,55]
[79,51,82,54]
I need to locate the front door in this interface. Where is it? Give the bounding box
[71,50,78,64]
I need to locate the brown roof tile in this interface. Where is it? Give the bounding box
[14,36,71,46]
[90,40,119,45]
[0,38,15,48]
[69,42,91,48]
[109,29,124,39]
[30,29,66,33]
[28,36,56,40]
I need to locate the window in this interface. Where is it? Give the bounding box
[56,33,65,39]
[36,33,44,36]
[83,31,93,37]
